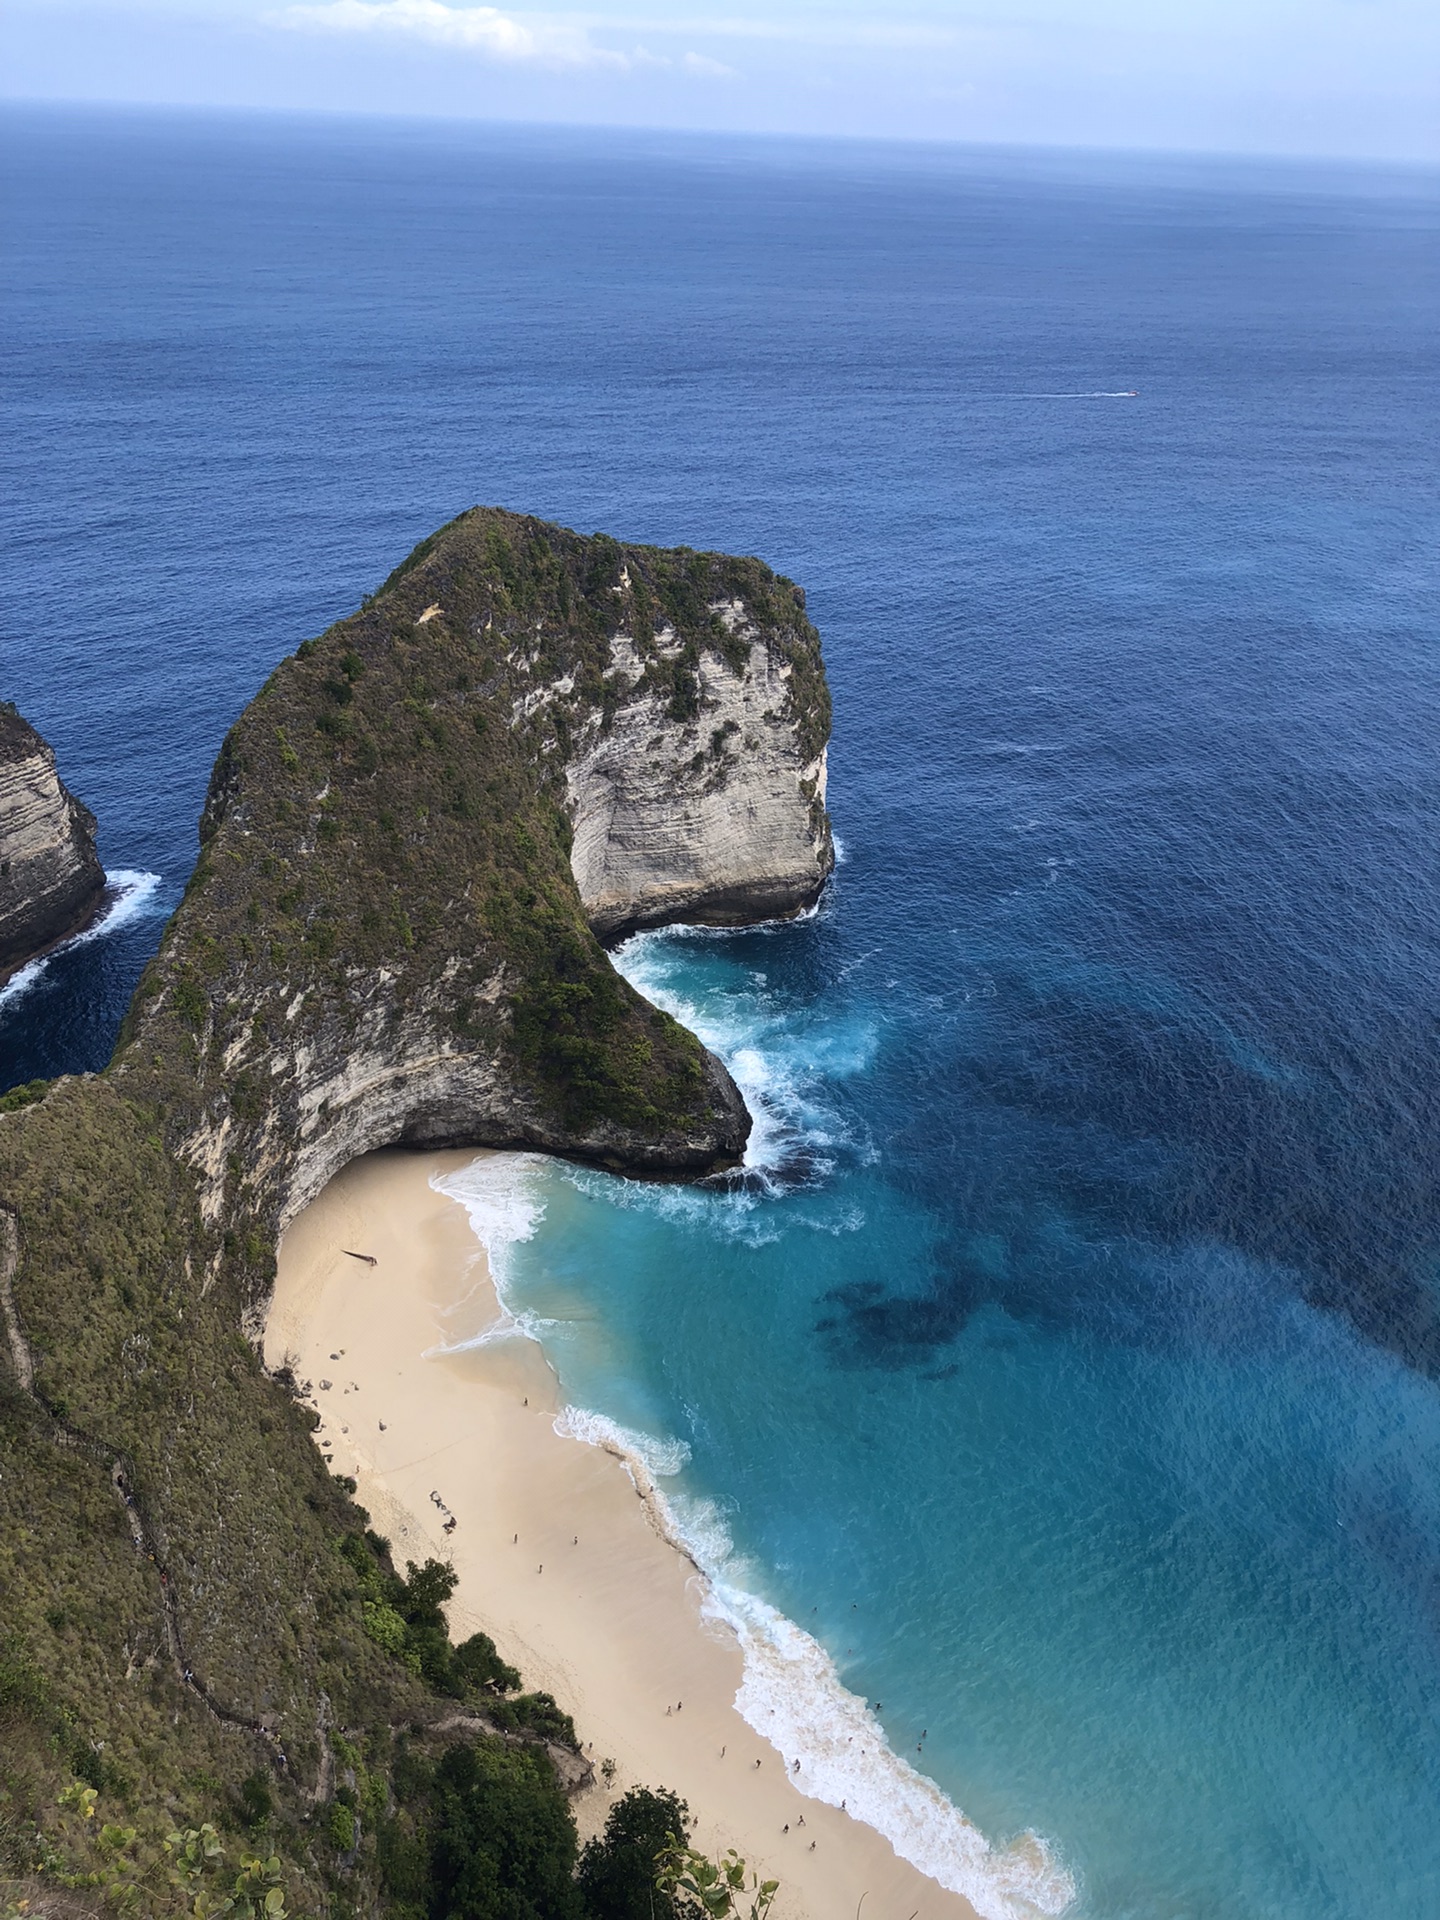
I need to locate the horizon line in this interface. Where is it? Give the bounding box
[3,90,1440,178]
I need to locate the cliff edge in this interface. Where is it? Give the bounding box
[0,511,833,1900]
[115,508,832,1245]
[0,703,106,981]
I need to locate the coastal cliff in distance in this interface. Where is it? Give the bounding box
[0,509,832,1918]
[0,703,106,981]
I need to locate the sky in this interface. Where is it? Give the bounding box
[2,0,1438,162]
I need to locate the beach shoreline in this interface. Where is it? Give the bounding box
[267,1147,1006,1920]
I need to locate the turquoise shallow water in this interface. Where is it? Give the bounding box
[4,106,1439,1917]
[446,921,1440,1920]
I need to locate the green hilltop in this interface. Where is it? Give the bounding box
[0,509,833,1920]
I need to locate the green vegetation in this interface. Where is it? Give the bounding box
[577,1788,691,1919]
[0,1081,48,1116]
[381,1738,581,1920]
[656,1841,779,1920]
[0,510,822,1919]
[341,1539,522,1702]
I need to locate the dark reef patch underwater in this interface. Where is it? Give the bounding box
[3,105,1440,1917]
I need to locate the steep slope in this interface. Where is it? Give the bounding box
[115,508,831,1260]
[0,704,106,981]
[0,509,833,1916]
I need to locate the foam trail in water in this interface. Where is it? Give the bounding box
[553,1405,692,1481]
[556,1406,1076,1920]
[430,1154,554,1350]
[0,869,163,1011]
[612,929,874,1187]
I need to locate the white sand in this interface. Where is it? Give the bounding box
[266,1148,984,1920]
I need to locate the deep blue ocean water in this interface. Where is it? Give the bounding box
[3,103,1439,1918]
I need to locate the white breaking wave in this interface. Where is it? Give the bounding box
[553,1404,692,1482]
[612,929,875,1188]
[429,1153,553,1350]
[0,869,163,1011]
[556,1402,1076,1920]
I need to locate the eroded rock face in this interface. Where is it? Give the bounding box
[568,609,832,941]
[0,705,106,981]
[116,509,832,1252]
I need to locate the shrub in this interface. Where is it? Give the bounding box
[449,1632,520,1697]
[0,1644,51,1727]
[0,1079,49,1114]
[432,1742,579,1920]
[488,1692,577,1750]
[362,1601,413,1665]
[236,1772,273,1831]
[422,1740,582,1920]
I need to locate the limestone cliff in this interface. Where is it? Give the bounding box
[568,595,831,939]
[116,509,833,1253]
[0,704,106,981]
[0,510,833,1892]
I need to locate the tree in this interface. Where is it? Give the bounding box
[576,1788,690,1919]
[429,1740,583,1920]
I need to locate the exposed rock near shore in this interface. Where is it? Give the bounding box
[568,600,831,940]
[0,704,106,981]
[118,508,833,1248]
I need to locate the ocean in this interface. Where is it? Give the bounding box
[3,102,1438,1918]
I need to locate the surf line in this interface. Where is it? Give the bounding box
[0,869,164,1012]
[435,1155,1076,1920]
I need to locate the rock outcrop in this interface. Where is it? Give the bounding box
[0,511,833,1891]
[568,601,831,940]
[0,704,106,981]
[115,507,833,1252]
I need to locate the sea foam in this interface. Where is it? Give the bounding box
[0,868,163,1011]
[434,1142,1075,1920]
[554,1395,1076,1920]
[429,1152,554,1351]
[612,927,877,1192]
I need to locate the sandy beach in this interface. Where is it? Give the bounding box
[267,1148,986,1920]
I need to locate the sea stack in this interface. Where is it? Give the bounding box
[0,703,106,983]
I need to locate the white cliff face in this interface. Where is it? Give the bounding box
[0,706,106,979]
[566,620,833,941]
[127,512,831,1259]
[177,953,747,1252]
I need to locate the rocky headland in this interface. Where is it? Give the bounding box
[0,703,107,983]
[0,509,832,1917]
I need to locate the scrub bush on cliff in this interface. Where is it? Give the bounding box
[380,1739,582,1920]
[342,1541,520,1698]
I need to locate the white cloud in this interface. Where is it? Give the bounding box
[680,49,736,76]
[270,0,737,72]
[272,1,621,68]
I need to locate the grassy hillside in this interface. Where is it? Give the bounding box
[0,510,832,1919]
